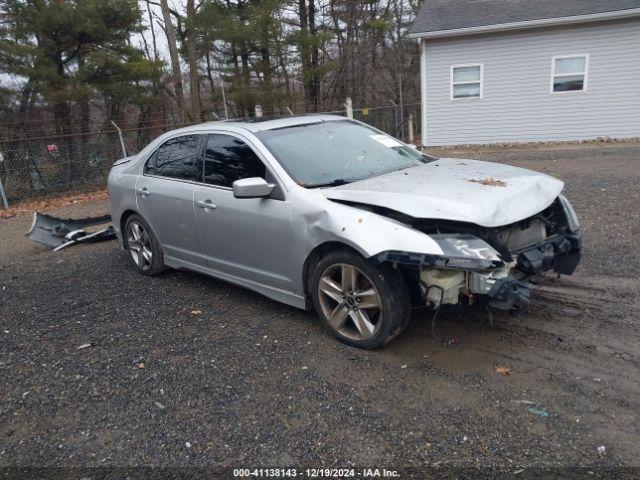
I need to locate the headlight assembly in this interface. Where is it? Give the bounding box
[374,235,503,271]
[430,234,502,270]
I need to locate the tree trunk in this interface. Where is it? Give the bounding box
[298,0,312,111]
[186,0,201,122]
[307,0,319,111]
[160,0,185,120]
[146,0,158,61]
[240,49,251,117]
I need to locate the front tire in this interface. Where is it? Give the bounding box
[123,214,166,276]
[310,249,411,349]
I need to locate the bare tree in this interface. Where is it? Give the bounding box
[160,0,185,118]
[186,0,202,121]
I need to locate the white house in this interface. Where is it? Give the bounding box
[409,0,640,146]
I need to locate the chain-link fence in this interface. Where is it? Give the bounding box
[353,103,420,143]
[0,120,189,205]
[0,102,420,206]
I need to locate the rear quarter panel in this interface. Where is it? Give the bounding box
[108,161,140,244]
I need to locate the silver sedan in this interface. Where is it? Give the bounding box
[108,115,581,349]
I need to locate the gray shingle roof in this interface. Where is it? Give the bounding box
[409,0,640,35]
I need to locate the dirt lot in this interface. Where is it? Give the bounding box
[1,142,639,477]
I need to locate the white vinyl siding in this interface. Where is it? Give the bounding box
[422,19,640,146]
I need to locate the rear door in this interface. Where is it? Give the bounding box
[193,132,294,290]
[136,134,204,265]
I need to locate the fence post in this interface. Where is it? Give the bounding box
[407,113,414,144]
[255,104,263,118]
[0,150,6,209]
[345,97,353,119]
[391,101,400,139]
[0,176,8,210]
[220,77,229,120]
[110,120,127,159]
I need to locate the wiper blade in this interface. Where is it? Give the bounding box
[305,178,362,188]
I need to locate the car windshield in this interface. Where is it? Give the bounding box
[256,120,436,187]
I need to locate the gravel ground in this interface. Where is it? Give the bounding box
[1,142,639,477]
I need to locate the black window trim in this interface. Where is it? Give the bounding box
[139,130,286,200]
[142,133,204,184]
[199,131,286,200]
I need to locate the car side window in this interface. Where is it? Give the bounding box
[144,135,200,181]
[203,134,266,187]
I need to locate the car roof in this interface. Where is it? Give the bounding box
[165,114,349,136]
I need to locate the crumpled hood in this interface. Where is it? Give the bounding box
[321,158,564,227]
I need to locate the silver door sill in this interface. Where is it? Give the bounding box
[164,255,307,310]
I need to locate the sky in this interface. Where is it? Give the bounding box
[135,0,171,63]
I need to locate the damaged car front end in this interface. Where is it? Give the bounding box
[313,147,582,318]
[371,195,581,311]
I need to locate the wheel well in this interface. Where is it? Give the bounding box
[119,209,138,234]
[302,242,361,301]
[302,242,421,308]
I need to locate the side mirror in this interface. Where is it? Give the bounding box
[232,177,275,199]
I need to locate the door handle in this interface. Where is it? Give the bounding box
[197,199,217,209]
[136,188,150,197]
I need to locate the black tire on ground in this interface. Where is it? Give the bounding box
[310,248,411,349]
[123,214,167,276]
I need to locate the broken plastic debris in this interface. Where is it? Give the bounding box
[154,401,166,410]
[76,343,93,350]
[527,407,549,418]
[26,212,115,251]
[597,445,606,456]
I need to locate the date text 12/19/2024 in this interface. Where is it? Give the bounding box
[233,468,400,478]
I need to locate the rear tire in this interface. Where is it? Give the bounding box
[310,249,411,349]
[123,214,166,276]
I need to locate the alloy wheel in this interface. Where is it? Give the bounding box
[126,221,153,271]
[317,263,383,341]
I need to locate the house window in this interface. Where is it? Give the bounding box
[552,55,588,93]
[451,64,482,100]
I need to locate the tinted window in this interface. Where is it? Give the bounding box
[145,135,200,181]
[203,134,265,187]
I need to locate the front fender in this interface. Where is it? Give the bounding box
[297,191,444,259]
